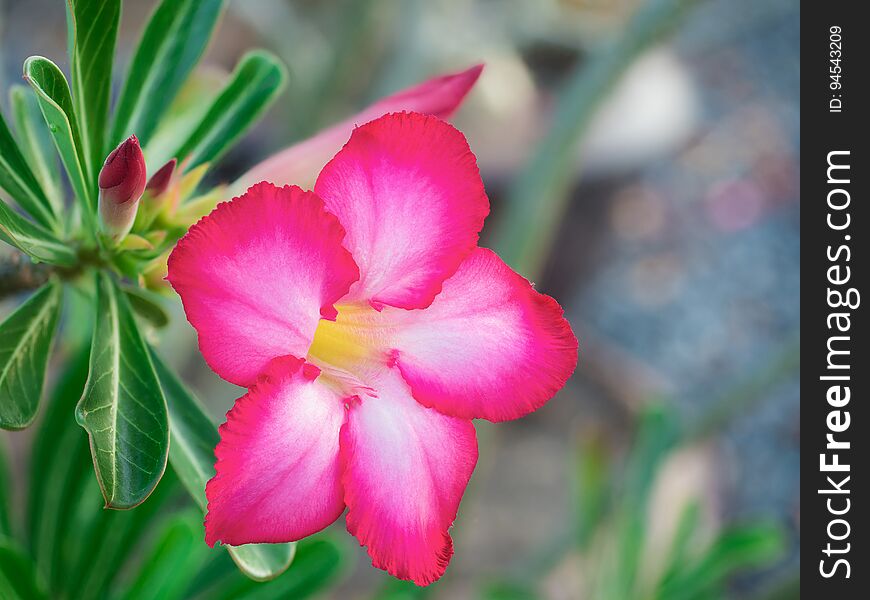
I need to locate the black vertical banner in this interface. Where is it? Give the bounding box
[803,2,867,596]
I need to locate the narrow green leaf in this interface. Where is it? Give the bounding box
[9,85,64,218]
[123,285,170,329]
[67,471,180,599]
[76,272,169,509]
[118,510,211,600]
[0,539,48,600]
[0,438,11,538]
[493,0,700,277]
[111,0,226,147]
[27,343,92,588]
[173,50,287,171]
[67,0,122,179]
[143,70,226,170]
[656,523,785,600]
[0,108,57,230]
[0,199,76,266]
[0,280,62,430]
[150,348,297,580]
[603,406,680,599]
[23,56,94,216]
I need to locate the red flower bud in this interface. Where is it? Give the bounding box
[99,135,147,239]
[145,158,177,197]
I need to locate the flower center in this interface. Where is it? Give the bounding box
[307,305,384,372]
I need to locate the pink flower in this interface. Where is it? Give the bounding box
[167,112,577,586]
[235,64,483,192]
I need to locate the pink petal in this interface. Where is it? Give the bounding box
[315,112,489,310]
[205,356,346,547]
[237,64,482,191]
[167,182,359,386]
[392,248,577,421]
[340,368,478,586]
[332,248,577,422]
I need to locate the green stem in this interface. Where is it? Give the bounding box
[0,246,106,300]
[492,0,702,278]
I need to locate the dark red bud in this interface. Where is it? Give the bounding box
[99,136,147,239]
[145,158,177,196]
[99,135,147,205]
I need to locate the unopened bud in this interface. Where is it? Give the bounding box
[145,158,177,197]
[98,135,147,239]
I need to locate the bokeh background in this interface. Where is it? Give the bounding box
[1,0,799,598]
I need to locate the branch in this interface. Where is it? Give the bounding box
[0,253,54,299]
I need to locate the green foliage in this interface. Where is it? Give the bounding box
[0,540,48,600]
[0,109,57,230]
[0,346,350,599]
[67,0,122,179]
[0,438,11,538]
[111,0,225,148]
[76,272,169,509]
[123,285,170,329]
[23,56,93,216]
[8,86,64,220]
[0,280,62,429]
[492,0,701,278]
[116,510,212,600]
[173,50,288,171]
[0,199,76,265]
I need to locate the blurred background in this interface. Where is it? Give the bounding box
[1,0,799,598]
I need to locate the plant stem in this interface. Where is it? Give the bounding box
[0,253,53,297]
[492,0,702,279]
[0,246,105,300]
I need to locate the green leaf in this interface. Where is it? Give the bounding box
[23,56,94,216]
[149,348,297,581]
[600,406,680,600]
[493,0,700,277]
[0,108,57,230]
[0,438,11,538]
[0,199,76,266]
[118,509,211,600]
[123,285,170,329]
[0,539,48,600]
[66,471,180,599]
[0,280,62,430]
[656,523,785,600]
[9,85,64,219]
[111,0,226,148]
[211,538,345,600]
[480,581,539,600]
[67,0,122,179]
[173,50,287,171]
[143,69,226,170]
[227,544,298,584]
[575,434,610,548]
[76,272,169,509]
[27,343,92,589]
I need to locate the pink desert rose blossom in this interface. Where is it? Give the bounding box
[167,112,578,585]
[235,63,483,192]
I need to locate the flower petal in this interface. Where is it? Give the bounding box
[390,248,577,421]
[205,356,346,547]
[237,64,482,191]
[167,182,359,386]
[340,368,477,585]
[315,112,489,310]
[330,248,577,421]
